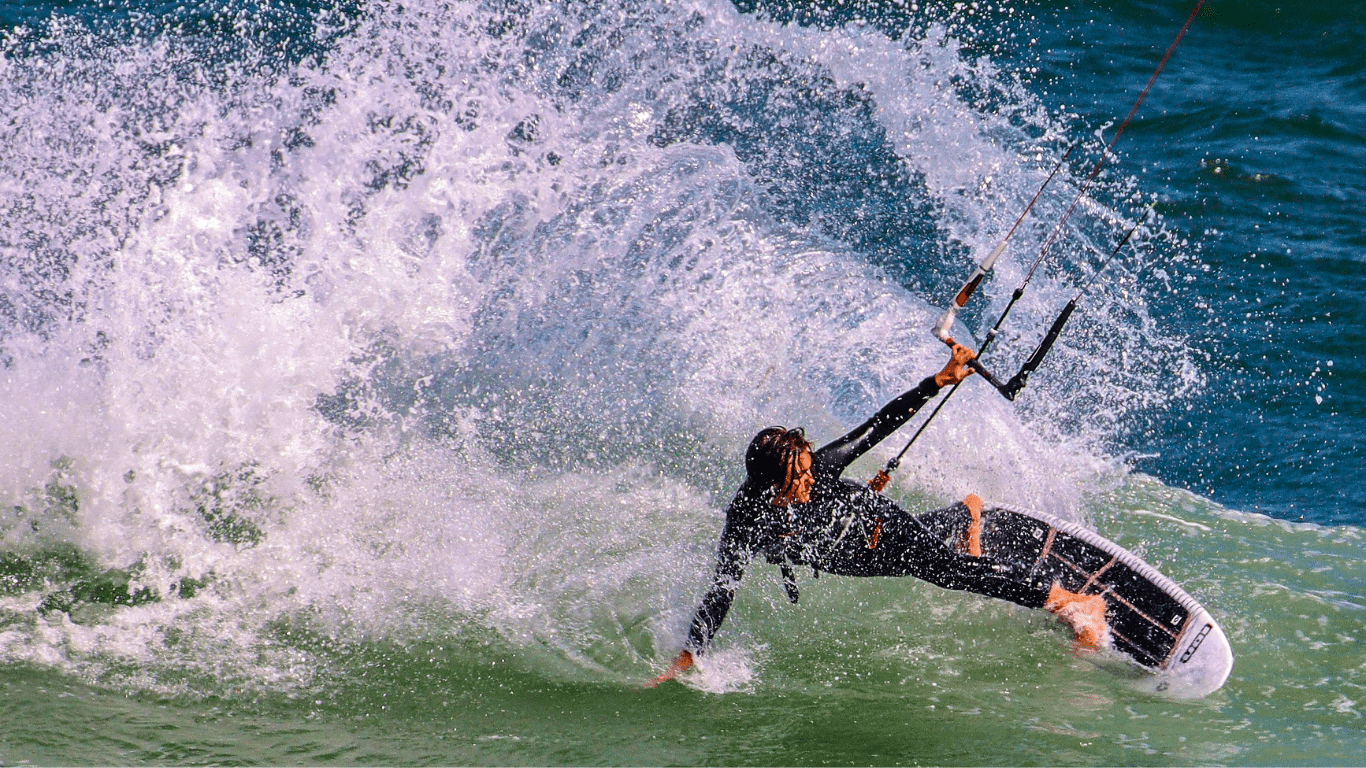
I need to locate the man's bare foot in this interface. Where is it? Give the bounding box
[955,494,984,558]
[1045,583,1109,650]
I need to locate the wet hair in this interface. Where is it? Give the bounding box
[745,426,813,504]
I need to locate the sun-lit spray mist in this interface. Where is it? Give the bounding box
[1,0,1199,694]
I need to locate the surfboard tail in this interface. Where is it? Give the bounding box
[980,505,1233,696]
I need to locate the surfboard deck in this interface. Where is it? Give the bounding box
[980,505,1233,697]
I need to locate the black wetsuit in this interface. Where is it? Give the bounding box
[685,375,1050,652]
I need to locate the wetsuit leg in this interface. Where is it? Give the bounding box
[909,502,974,543]
[816,497,1048,610]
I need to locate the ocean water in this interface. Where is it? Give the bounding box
[0,0,1363,765]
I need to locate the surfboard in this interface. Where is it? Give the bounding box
[980,504,1233,697]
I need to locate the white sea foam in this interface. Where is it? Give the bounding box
[0,0,1197,692]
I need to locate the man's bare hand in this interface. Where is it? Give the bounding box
[644,650,694,688]
[934,341,978,388]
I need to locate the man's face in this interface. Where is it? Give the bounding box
[790,449,814,504]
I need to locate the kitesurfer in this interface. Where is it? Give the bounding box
[647,343,1107,687]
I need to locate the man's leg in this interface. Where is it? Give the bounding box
[954,493,983,557]
[905,498,1111,648]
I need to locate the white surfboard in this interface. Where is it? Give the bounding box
[980,505,1233,697]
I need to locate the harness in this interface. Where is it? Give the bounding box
[762,492,883,604]
[761,503,819,604]
[763,481,958,602]
[764,534,816,604]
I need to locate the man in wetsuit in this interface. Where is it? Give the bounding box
[648,343,1107,687]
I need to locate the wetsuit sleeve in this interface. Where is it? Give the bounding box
[684,516,751,653]
[814,375,942,474]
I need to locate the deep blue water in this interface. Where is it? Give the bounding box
[1020,0,1366,524]
[6,0,1357,524]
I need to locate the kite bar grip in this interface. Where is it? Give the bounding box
[966,357,1012,394]
[1000,299,1078,401]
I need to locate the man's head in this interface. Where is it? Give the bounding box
[746,427,814,506]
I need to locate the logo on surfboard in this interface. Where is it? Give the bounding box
[1178,623,1214,664]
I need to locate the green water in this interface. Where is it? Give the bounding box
[3,476,1362,766]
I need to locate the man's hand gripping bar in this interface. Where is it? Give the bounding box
[936,334,1013,396]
